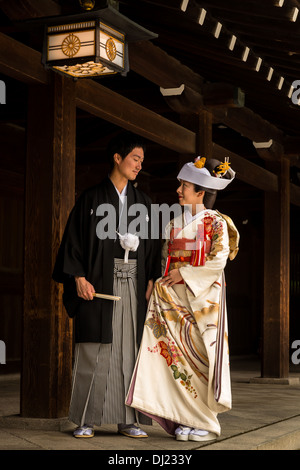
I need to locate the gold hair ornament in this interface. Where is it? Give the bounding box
[194,156,206,168]
[214,157,231,177]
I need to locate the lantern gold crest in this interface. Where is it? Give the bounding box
[40,5,157,79]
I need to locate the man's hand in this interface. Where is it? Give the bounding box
[75,276,95,301]
[160,268,183,287]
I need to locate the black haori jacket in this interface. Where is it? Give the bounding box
[52,177,161,345]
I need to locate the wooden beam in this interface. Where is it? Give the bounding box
[0,31,289,163]
[210,8,300,38]
[0,32,48,84]
[160,83,244,114]
[160,84,204,114]
[129,40,204,90]
[22,73,75,418]
[254,138,300,168]
[213,107,284,144]
[203,83,245,108]
[0,0,61,20]
[0,30,292,198]
[0,33,298,202]
[75,79,300,205]
[213,143,278,192]
[75,79,196,154]
[130,42,244,109]
[200,0,297,20]
[263,157,290,378]
[238,31,298,52]
[253,139,284,161]
[129,40,284,147]
[197,109,213,159]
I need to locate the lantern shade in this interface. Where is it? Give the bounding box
[40,6,157,78]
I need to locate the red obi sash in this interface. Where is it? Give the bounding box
[164,222,212,279]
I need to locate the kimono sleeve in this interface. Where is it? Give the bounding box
[52,193,88,283]
[179,215,230,297]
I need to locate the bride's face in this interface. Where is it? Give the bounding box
[177,180,204,212]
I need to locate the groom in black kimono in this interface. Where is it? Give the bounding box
[53,131,161,438]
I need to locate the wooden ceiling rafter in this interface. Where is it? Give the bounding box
[154,28,288,94]
[135,0,300,155]
[1,0,300,128]
[224,19,299,40]
[179,0,298,107]
[241,35,300,54]
[0,0,61,21]
[128,41,291,150]
[0,30,288,190]
[76,78,300,205]
[200,2,300,25]
[0,31,48,84]
[76,79,196,153]
[0,1,300,178]
[210,9,300,33]
[199,0,299,21]
[0,24,297,162]
[123,0,298,132]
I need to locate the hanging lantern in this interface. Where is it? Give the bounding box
[41,5,157,78]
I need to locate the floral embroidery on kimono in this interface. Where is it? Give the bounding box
[126,209,239,437]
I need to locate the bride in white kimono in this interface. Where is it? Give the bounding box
[126,157,240,442]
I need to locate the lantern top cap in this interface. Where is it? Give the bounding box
[23,5,158,43]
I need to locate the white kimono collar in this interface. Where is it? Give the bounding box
[174,208,213,240]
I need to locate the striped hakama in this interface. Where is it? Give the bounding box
[69,258,150,427]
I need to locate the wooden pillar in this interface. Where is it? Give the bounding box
[22,73,76,418]
[262,157,290,378]
[196,109,213,159]
[178,109,212,168]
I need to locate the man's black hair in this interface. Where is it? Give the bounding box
[107,131,147,169]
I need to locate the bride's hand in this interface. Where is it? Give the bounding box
[161,269,183,287]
